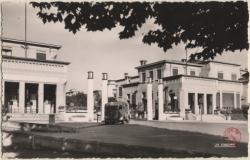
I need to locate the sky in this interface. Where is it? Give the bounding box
[2,2,248,93]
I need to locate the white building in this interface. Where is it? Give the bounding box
[115,59,248,121]
[2,37,70,121]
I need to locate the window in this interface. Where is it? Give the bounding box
[36,52,46,60]
[190,71,196,76]
[218,72,224,79]
[157,69,162,79]
[231,74,237,81]
[149,71,154,80]
[142,72,146,82]
[2,47,12,56]
[119,87,122,97]
[172,68,178,76]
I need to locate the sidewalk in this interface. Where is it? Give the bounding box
[130,120,248,143]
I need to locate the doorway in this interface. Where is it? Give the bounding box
[198,94,204,114]
[4,82,19,113]
[188,93,195,113]
[207,94,213,114]
[44,84,56,114]
[25,83,38,113]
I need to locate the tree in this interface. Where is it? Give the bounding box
[66,91,87,108]
[30,1,248,60]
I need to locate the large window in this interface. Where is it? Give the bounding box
[231,74,237,81]
[2,47,12,56]
[142,72,146,82]
[190,70,196,76]
[149,71,154,80]
[36,52,46,60]
[218,72,224,79]
[172,68,178,76]
[157,69,162,79]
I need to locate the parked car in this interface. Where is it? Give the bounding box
[104,101,130,124]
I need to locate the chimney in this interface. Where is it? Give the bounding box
[124,73,130,84]
[102,73,108,80]
[140,60,147,66]
[124,73,129,79]
[181,59,187,62]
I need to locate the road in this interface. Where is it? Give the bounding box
[2,121,248,158]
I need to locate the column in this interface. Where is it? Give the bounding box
[158,79,164,120]
[87,71,94,122]
[204,94,207,114]
[179,90,187,119]
[19,82,25,113]
[56,83,64,114]
[212,93,216,114]
[194,93,199,114]
[38,83,44,114]
[220,90,223,109]
[147,77,153,120]
[101,73,108,121]
[233,92,237,109]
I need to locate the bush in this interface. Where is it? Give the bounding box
[230,105,249,120]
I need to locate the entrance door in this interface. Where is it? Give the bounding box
[5,82,19,113]
[25,83,38,113]
[207,94,213,114]
[188,93,195,113]
[44,84,56,114]
[198,94,204,114]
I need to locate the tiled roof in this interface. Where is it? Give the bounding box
[3,55,70,65]
[1,37,62,49]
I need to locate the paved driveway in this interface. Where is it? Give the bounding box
[130,120,248,143]
[29,123,247,157]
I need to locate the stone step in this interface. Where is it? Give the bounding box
[196,114,226,121]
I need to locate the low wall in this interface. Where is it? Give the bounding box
[6,112,91,124]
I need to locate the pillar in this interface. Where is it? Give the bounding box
[204,93,207,114]
[101,73,108,121]
[220,90,223,109]
[233,92,237,109]
[158,79,164,120]
[212,93,216,114]
[87,71,94,122]
[179,90,187,119]
[194,93,199,114]
[38,83,44,114]
[147,77,153,120]
[19,81,25,113]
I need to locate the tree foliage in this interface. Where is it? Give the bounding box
[30,1,248,60]
[66,92,87,107]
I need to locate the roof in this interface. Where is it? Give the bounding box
[200,60,240,66]
[121,82,140,88]
[2,55,70,65]
[135,60,203,69]
[163,74,242,83]
[1,37,62,49]
[115,75,139,82]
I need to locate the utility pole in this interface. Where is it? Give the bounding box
[185,48,188,75]
[24,2,27,57]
